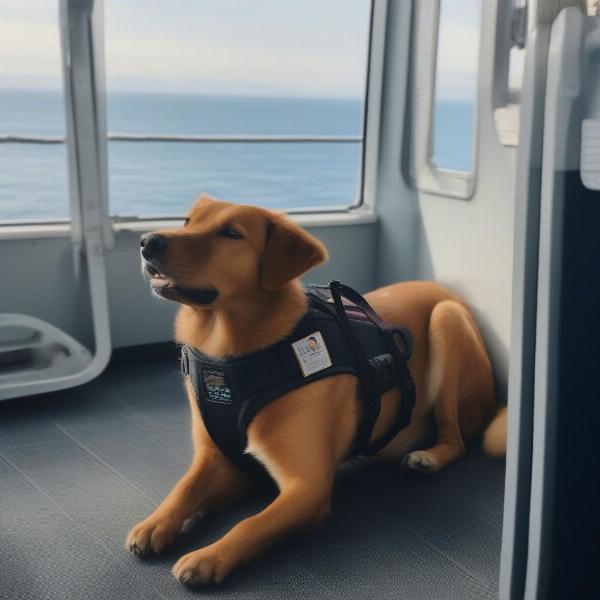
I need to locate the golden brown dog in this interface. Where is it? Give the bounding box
[126,195,507,586]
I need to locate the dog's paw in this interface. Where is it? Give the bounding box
[402,450,439,473]
[172,545,231,587]
[126,518,179,558]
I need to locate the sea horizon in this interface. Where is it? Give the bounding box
[0,89,474,221]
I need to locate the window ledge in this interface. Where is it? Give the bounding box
[114,208,377,234]
[0,223,71,240]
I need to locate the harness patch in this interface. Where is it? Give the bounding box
[291,331,332,377]
[203,370,232,403]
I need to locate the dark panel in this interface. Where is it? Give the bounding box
[548,172,600,599]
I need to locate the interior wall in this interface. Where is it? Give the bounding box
[375,1,517,396]
[0,223,377,350]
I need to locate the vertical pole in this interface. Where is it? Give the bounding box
[59,0,111,377]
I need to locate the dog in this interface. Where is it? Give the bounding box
[126,194,507,586]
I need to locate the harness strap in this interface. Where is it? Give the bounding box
[323,281,416,456]
[326,281,382,455]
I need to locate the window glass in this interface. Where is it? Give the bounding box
[104,0,371,217]
[0,1,69,222]
[431,0,482,173]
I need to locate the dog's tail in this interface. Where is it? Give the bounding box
[482,406,507,457]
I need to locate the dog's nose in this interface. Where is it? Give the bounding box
[140,233,168,260]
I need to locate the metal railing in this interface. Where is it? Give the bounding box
[0,133,362,145]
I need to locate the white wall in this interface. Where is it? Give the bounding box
[0,223,377,350]
[375,1,517,396]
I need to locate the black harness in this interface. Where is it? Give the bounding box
[181,281,415,471]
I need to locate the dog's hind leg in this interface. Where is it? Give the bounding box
[403,300,494,473]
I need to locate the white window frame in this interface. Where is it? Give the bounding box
[0,0,387,240]
[409,0,483,200]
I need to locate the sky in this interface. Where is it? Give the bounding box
[0,0,482,100]
[434,0,481,102]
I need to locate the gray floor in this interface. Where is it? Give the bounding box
[0,355,505,600]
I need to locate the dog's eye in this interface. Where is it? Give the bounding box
[183,218,190,226]
[217,226,243,240]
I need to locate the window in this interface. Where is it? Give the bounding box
[104,0,371,217]
[431,0,482,173]
[0,1,69,223]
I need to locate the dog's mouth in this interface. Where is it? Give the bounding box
[145,263,176,290]
[143,262,219,305]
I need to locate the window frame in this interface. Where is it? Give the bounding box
[0,0,385,239]
[408,0,483,200]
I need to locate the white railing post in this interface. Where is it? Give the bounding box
[59,0,112,378]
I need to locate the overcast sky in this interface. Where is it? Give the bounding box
[0,0,481,99]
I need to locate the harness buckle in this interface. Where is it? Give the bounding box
[368,353,395,391]
[180,347,190,375]
[391,328,413,360]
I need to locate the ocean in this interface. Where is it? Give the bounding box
[0,90,474,221]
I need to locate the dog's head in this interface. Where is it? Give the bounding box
[140,195,328,307]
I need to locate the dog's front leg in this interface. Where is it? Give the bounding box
[126,447,249,557]
[172,377,358,586]
[126,380,250,557]
[172,476,331,586]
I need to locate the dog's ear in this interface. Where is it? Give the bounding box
[260,215,328,292]
[196,192,217,205]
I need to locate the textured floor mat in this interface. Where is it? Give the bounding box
[0,358,505,599]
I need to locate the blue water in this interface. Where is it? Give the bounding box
[0,89,474,221]
[432,99,476,172]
